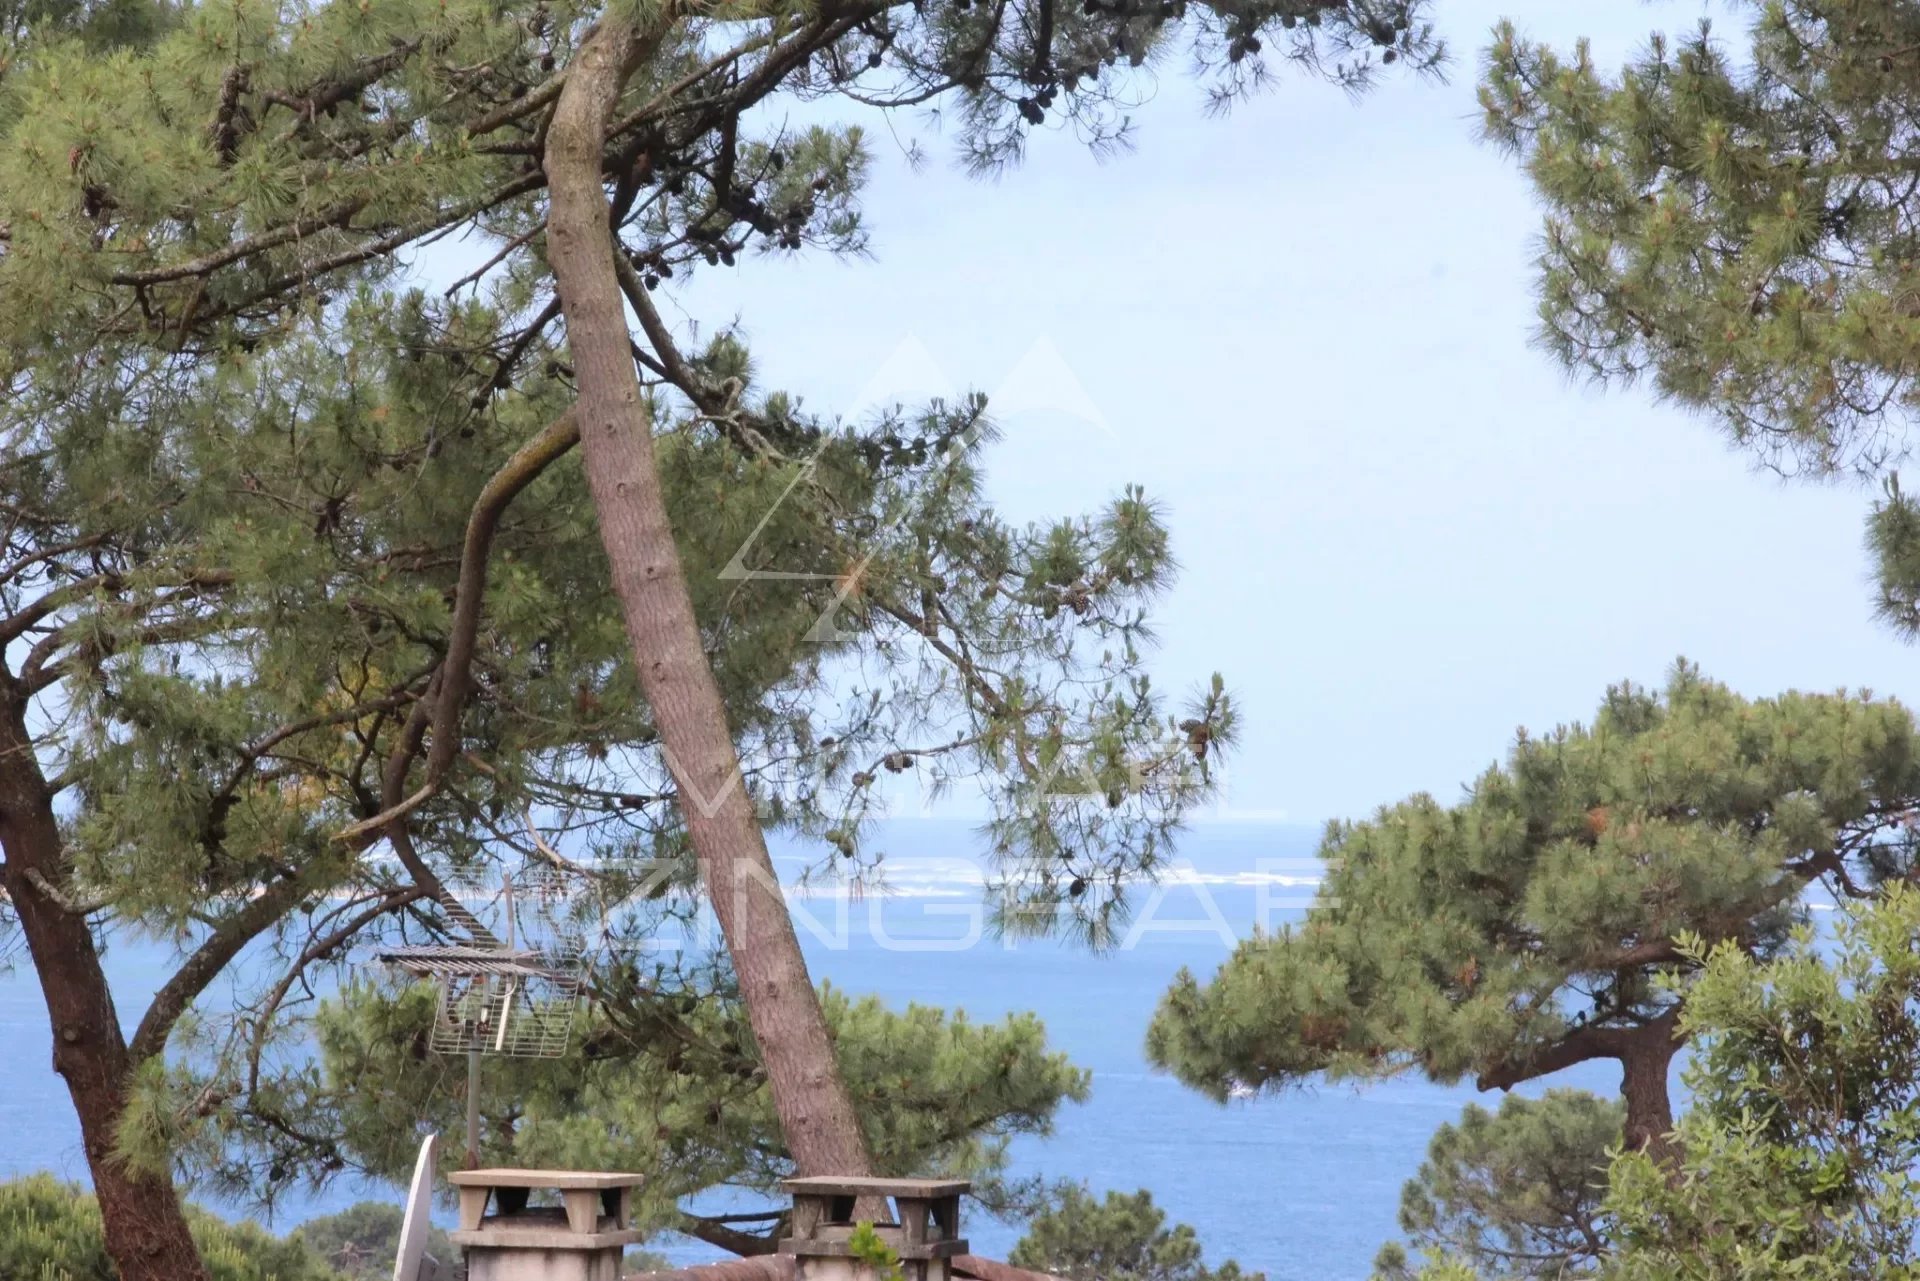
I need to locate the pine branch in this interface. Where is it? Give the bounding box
[1474,1022,1631,1094]
[425,408,581,782]
[111,200,368,288]
[680,1213,786,1256]
[334,406,580,847]
[22,868,110,915]
[240,885,430,1097]
[129,874,317,1064]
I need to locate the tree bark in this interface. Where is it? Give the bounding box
[0,690,211,1281]
[542,19,875,1179]
[1619,1017,1682,1161]
[1479,1011,1682,1164]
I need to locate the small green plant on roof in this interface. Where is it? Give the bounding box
[847,1221,906,1281]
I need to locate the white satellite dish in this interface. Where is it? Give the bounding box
[393,1132,440,1281]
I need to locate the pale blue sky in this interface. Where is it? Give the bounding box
[653,1,1917,824]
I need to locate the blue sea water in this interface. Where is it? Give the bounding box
[0,822,1622,1280]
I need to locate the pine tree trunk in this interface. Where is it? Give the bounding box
[1620,1031,1680,1162]
[542,21,876,1180]
[0,695,211,1281]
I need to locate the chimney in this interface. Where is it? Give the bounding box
[449,1168,647,1281]
[779,1177,972,1281]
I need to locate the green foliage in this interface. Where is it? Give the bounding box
[0,287,1210,1202]
[255,977,1088,1246]
[1867,477,1920,638]
[1147,663,1920,1112]
[0,0,1444,1253]
[0,0,1416,1158]
[0,1174,338,1281]
[0,0,1441,367]
[0,0,168,68]
[1009,1185,1260,1281]
[1388,890,1920,1281]
[1480,5,1920,643]
[291,1202,452,1281]
[1372,1090,1620,1280]
[1480,4,1920,475]
[1598,889,1920,1278]
[847,1221,906,1281]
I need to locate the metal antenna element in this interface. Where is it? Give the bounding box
[375,859,592,1164]
[374,942,584,1058]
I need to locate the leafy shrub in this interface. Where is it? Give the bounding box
[0,1174,339,1281]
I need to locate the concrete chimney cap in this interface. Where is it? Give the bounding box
[778,1177,971,1199]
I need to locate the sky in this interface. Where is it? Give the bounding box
[616,0,1920,825]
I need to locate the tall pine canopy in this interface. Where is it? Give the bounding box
[0,285,1214,1260]
[0,0,1441,1274]
[1148,664,1920,1153]
[1479,4,1920,638]
[1481,3,1920,473]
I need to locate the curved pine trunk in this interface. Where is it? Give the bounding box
[0,698,211,1281]
[542,21,877,1181]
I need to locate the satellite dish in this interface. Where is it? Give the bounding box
[393,1132,440,1281]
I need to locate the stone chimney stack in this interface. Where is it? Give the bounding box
[779,1177,972,1281]
[449,1168,647,1281]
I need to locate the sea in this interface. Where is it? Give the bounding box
[0,821,1623,1281]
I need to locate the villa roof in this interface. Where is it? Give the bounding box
[629,1254,1052,1281]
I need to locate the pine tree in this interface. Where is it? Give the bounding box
[1009,1186,1260,1281]
[541,14,879,1181]
[1477,4,1920,636]
[233,982,1090,1254]
[1147,662,1920,1158]
[1392,888,1920,1280]
[1371,1091,1619,1281]
[0,287,1218,1279]
[0,0,1438,1275]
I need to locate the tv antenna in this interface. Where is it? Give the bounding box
[375,859,592,1165]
